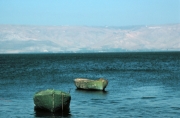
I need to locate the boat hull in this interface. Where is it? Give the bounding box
[33,89,71,112]
[74,78,108,91]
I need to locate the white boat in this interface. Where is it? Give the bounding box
[74,78,108,91]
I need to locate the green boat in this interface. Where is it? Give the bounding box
[74,78,108,91]
[33,89,71,112]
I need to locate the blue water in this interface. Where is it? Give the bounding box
[0,52,180,118]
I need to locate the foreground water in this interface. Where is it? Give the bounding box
[0,52,180,118]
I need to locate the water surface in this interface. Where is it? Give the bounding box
[0,52,180,117]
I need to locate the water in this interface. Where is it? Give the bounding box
[0,52,180,118]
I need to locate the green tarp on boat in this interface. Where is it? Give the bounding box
[33,89,71,112]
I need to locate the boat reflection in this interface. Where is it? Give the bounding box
[34,107,71,117]
[75,89,108,96]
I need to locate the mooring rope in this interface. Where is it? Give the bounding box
[62,93,63,111]
[52,90,55,112]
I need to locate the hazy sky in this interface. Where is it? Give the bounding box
[0,0,180,26]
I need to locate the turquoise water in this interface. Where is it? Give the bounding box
[0,52,180,118]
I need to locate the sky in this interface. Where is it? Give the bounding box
[0,0,180,26]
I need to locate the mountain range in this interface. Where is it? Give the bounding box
[0,24,179,53]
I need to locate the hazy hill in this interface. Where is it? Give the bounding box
[0,24,179,53]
